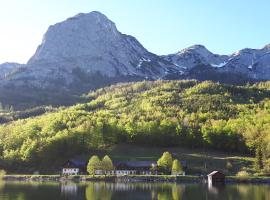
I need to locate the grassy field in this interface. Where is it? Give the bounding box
[77,144,254,176]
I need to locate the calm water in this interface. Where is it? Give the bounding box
[0,181,270,200]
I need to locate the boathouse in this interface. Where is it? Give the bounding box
[207,171,225,184]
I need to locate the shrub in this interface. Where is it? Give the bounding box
[236,170,250,177]
[0,169,7,178]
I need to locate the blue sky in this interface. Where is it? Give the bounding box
[0,0,269,63]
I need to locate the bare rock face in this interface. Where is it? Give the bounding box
[28,11,148,77]
[0,11,270,101]
[27,12,179,78]
[0,62,24,79]
[164,44,270,82]
[164,45,229,71]
[5,11,181,90]
[222,45,270,80]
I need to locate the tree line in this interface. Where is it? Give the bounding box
[87,152,183,175]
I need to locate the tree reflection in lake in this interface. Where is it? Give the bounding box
[85,182,112,200]
[0,181,270,200]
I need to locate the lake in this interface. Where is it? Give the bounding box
[0,181,270,200]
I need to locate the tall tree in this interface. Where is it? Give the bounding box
[87,155,101,175]
[255,146,264,171]
[101,155,114,171]
[157,152,173,174]
[171,159,183,175]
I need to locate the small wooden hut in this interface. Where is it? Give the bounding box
[207,171,225,184]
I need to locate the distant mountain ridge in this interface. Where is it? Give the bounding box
[0,11,270,109]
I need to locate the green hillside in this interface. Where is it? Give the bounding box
[1,80,270,173]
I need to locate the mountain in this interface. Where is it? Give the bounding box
[4,12,179,91]
[0,62,24,79]
[163,44,270,83]
[1,11,270,110]
[164,45,229,70]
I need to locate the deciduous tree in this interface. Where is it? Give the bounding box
[87,155,101,175]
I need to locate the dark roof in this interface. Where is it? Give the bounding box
[207,171,225,177]
[180,160,187,166]
[67,159,87,167]
[114,161,157,168]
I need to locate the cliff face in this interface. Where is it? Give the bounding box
[0,11,270,109]
[3,11,179,91]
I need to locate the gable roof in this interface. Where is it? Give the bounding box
[66,159,87,167]
[207,171,224,177]
[114,161,157,168]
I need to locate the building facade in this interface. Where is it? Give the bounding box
[62,168,80,175]
[94,161,157,175]
[207,171,225,184]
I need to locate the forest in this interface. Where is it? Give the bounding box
[0,80,270,173]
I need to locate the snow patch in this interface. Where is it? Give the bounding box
[178,71,184,75]
[173,62,187,69]
[141,57,151,62]
[211,61,227,68]
[137,57,151,68]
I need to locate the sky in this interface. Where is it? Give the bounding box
[0,0,269,64]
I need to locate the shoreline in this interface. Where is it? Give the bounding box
[2,175,199,183]
[2,175,270,184]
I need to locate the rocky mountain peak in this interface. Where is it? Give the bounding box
[27,11,119,65]
[179,45,212,57]
[13,11,178,88]
[263,44,270,51]
[67,11,116,30]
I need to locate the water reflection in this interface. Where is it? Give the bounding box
[208,183,225,195]
[0,181,270,200]
[85,182,112,200]
[83,182,186,200]
[61,182,78,196]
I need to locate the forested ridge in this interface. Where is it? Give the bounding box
[1,80,270,173]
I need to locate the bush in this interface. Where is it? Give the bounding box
[226,161,233,172]
[0,169,7,178]
[236,170,250,177]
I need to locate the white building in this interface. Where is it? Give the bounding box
[62,168,80,175]
[95,170,137,176]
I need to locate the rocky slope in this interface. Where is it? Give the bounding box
[0,11,270,109]
[163,44,270,82]
[0,62,24,79]
[3,12,180,92]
